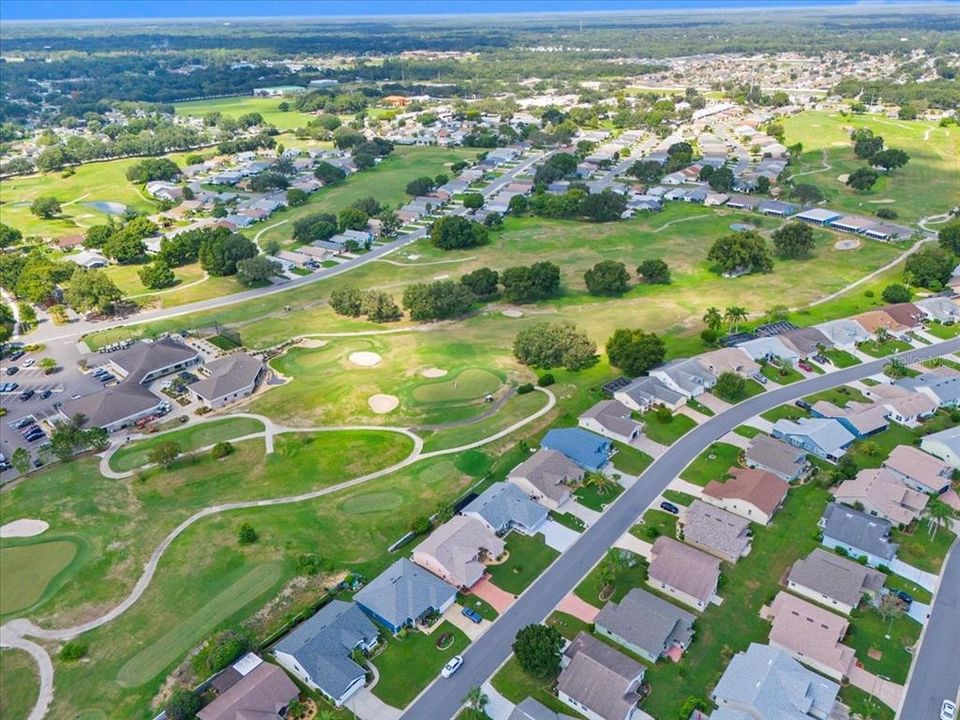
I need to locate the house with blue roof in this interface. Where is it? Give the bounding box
[353,558,457,634]
[541,428,612,471]
[771,417,855,462]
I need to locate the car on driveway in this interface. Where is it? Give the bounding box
[461,607,483,624]
[660,501,680,514]
[752,372,767,385]
[798,360,813,372]
[941,700,957,720]
[441,655,463,678]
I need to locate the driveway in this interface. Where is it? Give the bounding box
[719,430,751,449]
[346,680,402,720]
[540,519,580,552]
[630,435,669,458]
[443,603,488,641]
[566,501,602,527]
[556,593,600,623]
[849,664,904,711]
[469,576,516,612]
[696,393,732,414]
[906,600,931,624]
[890,559,940,592]
[481,681,515,720]
[614,532,653,559]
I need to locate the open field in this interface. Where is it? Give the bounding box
[175,96,321,132]
[0,539,77,615]
[0,649,39,720]
[782,111,958,224]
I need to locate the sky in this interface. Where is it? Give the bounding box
[0,0,948,22]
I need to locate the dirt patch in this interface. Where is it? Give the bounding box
[835,239,861,251]
[421,367,448,378]
[502,308,524,318]
[368,394,400,414]
[0,519,49,538]
[868,647,883,661]
[348,351,382,367]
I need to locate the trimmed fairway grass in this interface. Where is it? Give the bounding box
[371,621,470,708]
[0,649,39,720]
[109,416,266,472]
[0,540,77,615]
[410,367,501,404]
[679,442,741,486]
[175,96,319,132]
[487,533,559,595]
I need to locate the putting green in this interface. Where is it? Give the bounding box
[339,491,404,514]
[410,368,501,405]
[0,541,77,615]
[116,562,282,688]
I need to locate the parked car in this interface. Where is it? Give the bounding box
[942,700,957,720]
[753,372,768,385]
[795,399,812,410]
[26,432,45,443]
[2,382,19,392]
[14,417,34,429]
[39,389,52,400]
[441,655,463,678]
[461,607,483,624]
[798,360,813,372]
[5,366,18,376]
[814,354,830,365]
[22,358,35,368]
[660,501,680,515]
[33,458,44,469]
[19,389,35,401]
[8,350,24,361]
[894,590,914,605]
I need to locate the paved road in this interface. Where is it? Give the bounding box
[400,338,960,720]
[898,538,960,720]
[25,152,549,345]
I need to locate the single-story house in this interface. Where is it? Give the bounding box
[809,400,888,438]
[737,336,801,364]
[882,302,925,329]
[711,642,840,720]
[578,400,643,444]
[353,558,457,634]
[198,653,299,720]
[508,449,584,510]
[744,433,809,482]
[594,588,695,664]
[697,348,760,378]
[814,319,873,349]
[647,536,721,611]
[679,500,752,563]
[107,337,202,384]
[726,195,759,210]
[818,503,898,568]
[763,591,855,681]
[541,428,612,472]
[67,249,109,269]
[835,467,928,527]
[557,632,646,720]
[883,444,954,493]
[462,482,548,536]
[779,327,833,358]
[188,352,264,409]
[650,358,716,398]
[757,200,796,217]
[787,548,885,616]
[274,600,379,707]
[772,417,855,462]
[919,425,960,469]
[866,383,938,425]
[701,467,788,526]
[613,376,686,412]
[851,309,908,336]
[412,515,505,590]
[897,371,960,408]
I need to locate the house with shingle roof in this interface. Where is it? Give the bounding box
[508,449,584,510]
[412,516,505,590]
[353,558,457,634]
[711,643,840,720]
[882,302,924,330]
[578,400,643,444]
[613,376,686,412]
[650,358,716,398]
[763,591,856,681]
[883,445,953,493]
[852,309,909,336]
[701,467,788,525]
[865,383,939,425]
[189,352,264,409]
[647,536,720,611]
[744,434,808,482]
[541,428,612,472]
[914,297,960,323]
[273,600,379,707]
[462,482,548,536]
[697,348,760,378]
[772,417,855,462]
[734,336,801,364]
[809,399,888,438]
[787,548,886,616]
[814,319,872,349]
[920,426,960,469]
[896,371,960,409]
[594,588,695,663]
[557,633,646,720]
[679,500,752,563]
[818,503,898,568]
[780,327,833,358]
[198,655,299,720]
[835,467,928,527]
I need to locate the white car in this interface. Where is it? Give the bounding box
[22,359,35,367]
[941,700,957,720]
[440,655,463,678]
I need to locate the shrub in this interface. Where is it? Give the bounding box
[655,406,673,423]
[517,383,535,394]
[192,629,251,677]
[211,441,234,459]
[59,641,88,661]
[295,552,330,576]
[165,689,201,720]
[537,373,555,387]
[237,522,258,545]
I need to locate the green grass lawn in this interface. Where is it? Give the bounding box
[883,574,932,605]
[633,510,678,541]
[740,378,767,398]
[782,110,959,225]
[487,533,560,595]
[823,349,862,367]
[760,363,804,385]
[760,404,808,422]
[803,385,869,408]
[924,322,960,339]
[891,524,957,575]
[492,656,581,719]
[686,398,715,416]
[0,649,39,720]
[0,540,78,615]
[679,442,741,486]
[548,510,586,533]
[574,482,625,512]
[370,621,470,708]
[839,685,895,720]
[662,489,696,506]
[573,549,647,605]
[845,421,920,469]
[846,605,920,684]
[733,425,762,438]
[545,611,593,640]
[610,443,653,475]
[639,410,697,446]
[109,417,266,472]
[457,592,498,621]
[640,482,833,719]
[858,338,912,358]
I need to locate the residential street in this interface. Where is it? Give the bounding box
[400,337,960,720]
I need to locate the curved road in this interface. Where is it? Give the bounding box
[401,337,960,720]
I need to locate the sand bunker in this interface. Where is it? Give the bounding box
[0,519,49,538]
[299,338,329,348]
[867,199,895,204]
[349,351,382,367]
[421,367,448,378]
[836,174,849,183]
[502,308,524,318]
[368,394,400,413]
[835,239,861,251]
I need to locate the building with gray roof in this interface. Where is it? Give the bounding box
[914,297,960,323]
[59,383,166,434]
[814,319,872,349]
[780,327,833,357]
[787,548,885,615]
[354,558,457,634]
[462,482,548,536]
[680,500,752,563]
[594,588,695,663]
[198,656,299,720]
[578,399,643,444]
[613,376,685,412]
[818,503,898,568]
[737,336,801,363]
[508,449,584,510]
[108,336,201,384]
[650,358,716,398]
[744,434,808,482]
[920,425,960,469]
[896,371,960,408]
[710,643,840,720]
[794,208,842,226]
[772,417,855,462]
[189,352,265,409]
[273,599,378,707]
[558,632,645,720]
[509,697,577,720]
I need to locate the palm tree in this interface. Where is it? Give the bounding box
[583,471,616,496]
[724,306,749,332]
[463,686,489,718]
[923,497,955,539]
[703,306,723,333]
